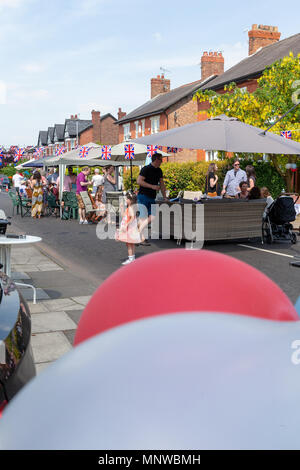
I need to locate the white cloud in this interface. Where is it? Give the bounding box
[20,63,45,73]
[0,81,7,104]
[220,41,248,70]
[10,88,49,104]
[0,0,26,9]
[153,32,162,43]
[71,0,107,17]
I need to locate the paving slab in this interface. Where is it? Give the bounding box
[67,309,84,325]
[41,298,79,311]
[18,287,50,301]
[12,265,40,272]
[32,312,77,334]
[71,296,92,306]
[31,332,72,363]
[38,264,63,271]
[63,330,76,346]
[11,271,31,280]
[27,302,49,313]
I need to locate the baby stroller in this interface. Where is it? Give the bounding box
[262,196,297,244]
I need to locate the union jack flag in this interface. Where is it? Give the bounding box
[14,148,24,162]
[0,147,4,157]
[33,147,44,159]
[167,147,178,153]
[158,146,163,151]
[125,144,135,160]
[79,146,90,158]
[280,131,292,139]
[147,145,158,157]
[55,145,66,156]
[101,145,111,160]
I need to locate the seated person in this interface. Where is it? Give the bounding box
[235,181,249,199]
[248,186,261,200]
[48,183,59,200]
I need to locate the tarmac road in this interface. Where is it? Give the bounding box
[1,192,299,303]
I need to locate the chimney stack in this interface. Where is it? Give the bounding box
[118,107,127,120]
[151,73,171,99]
[201,51,224,82]
[248,24,281,56]
[91,110,101,143]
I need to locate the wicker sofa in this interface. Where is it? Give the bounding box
[156,198,267,242]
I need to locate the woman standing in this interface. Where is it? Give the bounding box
[30,171,43,219]
[102,166,117,203]
[246,165,256,191]
[206,163,218,197]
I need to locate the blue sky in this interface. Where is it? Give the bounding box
[0,0,299,146]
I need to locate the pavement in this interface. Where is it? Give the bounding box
[1,191,300,376]
[10,244,95,374]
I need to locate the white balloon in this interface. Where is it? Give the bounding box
[1,312,300,450]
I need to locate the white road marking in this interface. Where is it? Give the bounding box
[238,244,295,259]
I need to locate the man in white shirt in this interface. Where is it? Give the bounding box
[12,170,25,190]
[91,168,104,195]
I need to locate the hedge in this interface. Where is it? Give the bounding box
[123,159,286,198]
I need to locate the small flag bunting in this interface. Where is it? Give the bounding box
[167,147,178,153]
[55,146,66,157]
[124,144,135,160]
[101,145,111,160]
[78,146,90,158]
[147,145,158,157]
[14,148,24,163]
[280,131,292,139]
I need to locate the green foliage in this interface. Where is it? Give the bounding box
[124,160,285,198]
[1,165,16,177]
[193,53,300,190]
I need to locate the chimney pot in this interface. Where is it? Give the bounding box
[201,50,224,81]
[151,74,170,98]
[248,24,281,55]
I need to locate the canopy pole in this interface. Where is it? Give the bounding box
[262,102,300,135]
[130,160,133,190]
[59,164,66,218]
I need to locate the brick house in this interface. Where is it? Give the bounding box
[116,25,300,163]
[38,110,119,155]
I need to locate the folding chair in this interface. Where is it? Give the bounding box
[16,188,32,217]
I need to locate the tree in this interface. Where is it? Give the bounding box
[194,52,300,191]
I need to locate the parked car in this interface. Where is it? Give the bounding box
[0,272,36,417]
[0,175,11,190]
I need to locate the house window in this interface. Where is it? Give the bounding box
[135,121,139,138]
[141,119,145,136]
[150,116,160,134]
[205,151,218,162]
[71,138,76,149]
[240,86,247,93]
[123,123,130,141]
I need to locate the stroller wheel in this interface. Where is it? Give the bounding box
[291,232,297,244]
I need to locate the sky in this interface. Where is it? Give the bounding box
[0,0,299,147]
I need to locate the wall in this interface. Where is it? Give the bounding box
[100,116,118,145]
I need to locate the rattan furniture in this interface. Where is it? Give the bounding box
[156,199,267,242]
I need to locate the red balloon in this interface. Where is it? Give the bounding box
[74,249,298,345]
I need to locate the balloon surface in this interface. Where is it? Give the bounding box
[1,313,300,450]
[74,249,298,345]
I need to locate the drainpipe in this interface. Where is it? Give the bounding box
[164,111,169,162]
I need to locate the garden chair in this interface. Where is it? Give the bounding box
[47,193,60,217]
[62,191,78,220]
[16,188,32,217]
[80,191,97,219]
[8,191,20,216]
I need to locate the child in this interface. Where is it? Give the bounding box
[115,192,144,265]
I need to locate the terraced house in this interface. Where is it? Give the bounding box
[116,25,300,163]
[37,110,119,155]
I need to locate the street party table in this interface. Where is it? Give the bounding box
[0,235,42,304]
